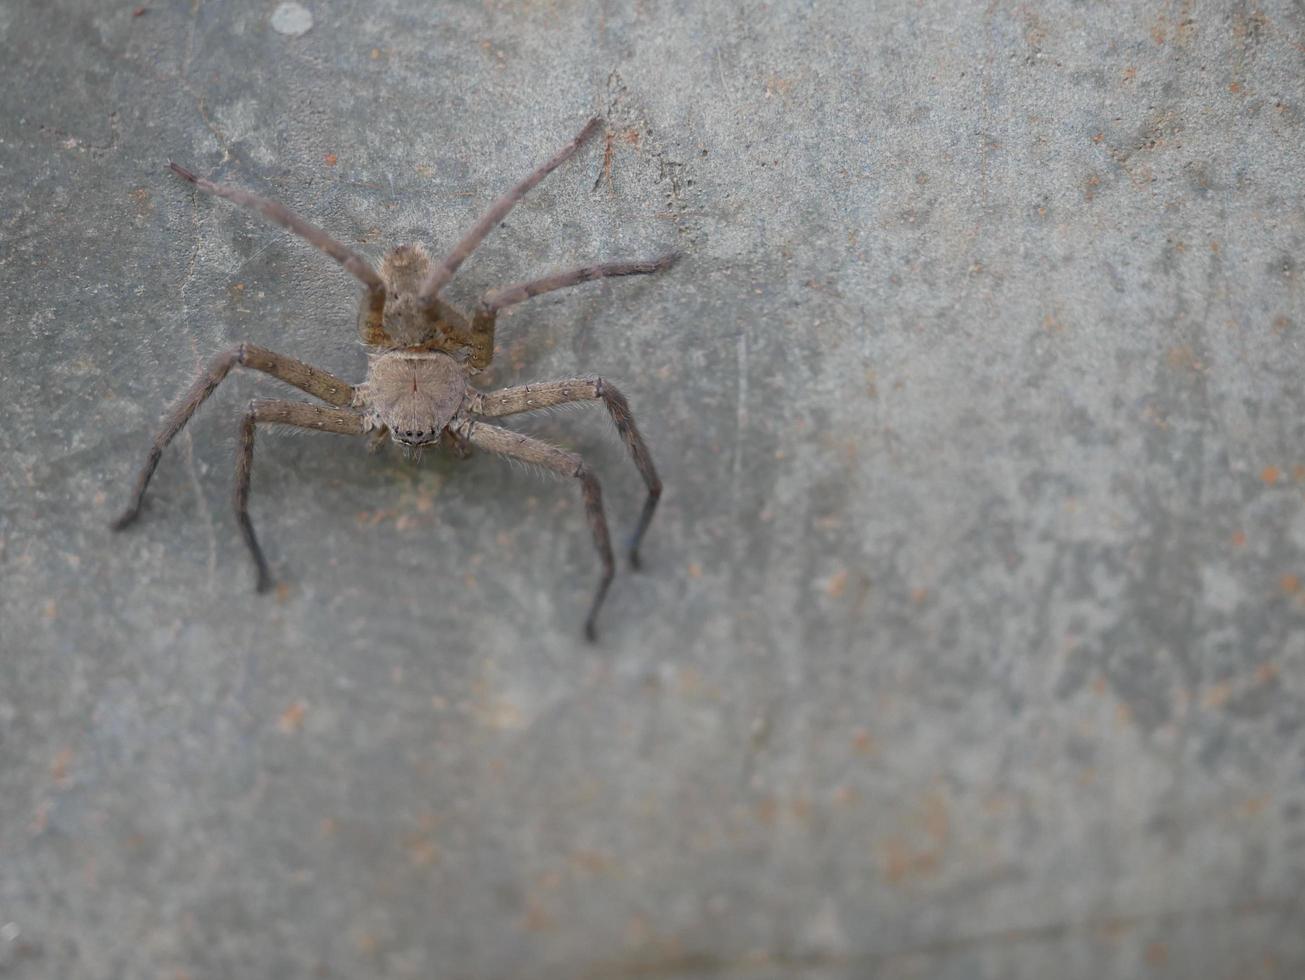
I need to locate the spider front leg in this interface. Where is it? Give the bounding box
[462,422,614,641]
[235,400,366,591]
[169,163,390,344]
[463,254,679,373]
[111,344,354,529]
[419,117,604,304]
[476,378,661,569]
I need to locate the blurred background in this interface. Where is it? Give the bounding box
[1,1,1303,977]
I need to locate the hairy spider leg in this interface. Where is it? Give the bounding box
[475,377,662,568]
[111,344,354,529]
[235,400,367,591]
[169,162,389,344]
[418,116,603,303]
[459,254,680,372]
[461,421,614,641]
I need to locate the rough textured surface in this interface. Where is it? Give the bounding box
[2,1,1304,978]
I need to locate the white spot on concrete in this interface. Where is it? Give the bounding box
[1200,563,1243,615]
[271,2,313,37]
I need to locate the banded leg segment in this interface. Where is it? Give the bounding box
[462,252,678,371]
[419,117,603,303]
[481,254,679,314]
[111,344,355,529]
[235,400,367,592]
[170,163,384,295]
[464,422,614,641]
[169,163,388,342]
[476,378,662,568]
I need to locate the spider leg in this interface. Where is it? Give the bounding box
[169,163,387,336]
[366,426,391,454]
[442,428,474,459]
[235,399,366,592]
[111,344,355,530]
[480,254,679,314]
[463,422,614,641]
[476,378,662,569]
[418,117,603,304]
[461,253,678,373]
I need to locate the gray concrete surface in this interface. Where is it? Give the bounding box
[2,0,1304,977]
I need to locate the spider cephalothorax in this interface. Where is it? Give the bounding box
[112,117,675,640]
[357,349,466,448]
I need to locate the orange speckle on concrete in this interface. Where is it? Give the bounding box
[1231,530,1246,548]
[1166,345,1201,372]
[676,666,703,697]
[687,562,703,579]
[42,599,57,621]
[878,792,949,884]
[763,75,795,99]
[1228,82,1242,94]
[51,747,74,782]
[1255,662,1279,684]
[922,793,948,841]
[1261,465,1280,485]
[1092,676,1108,695]
[535,867,563,889]
[1095,917,1130,941]
[852,728,877,755]
[404,834,438,867]
[825,568,849,598]
[1281,574,1300,595]
[1145,941,1169,966]
[882,841,939,882]
[1241,795,1269,817]
[324,153,337,166]
[524,900,555,932]
[277,700,307,734]
[355,932,378,954]
[571,849,614,874]
[474,697,525,732]
[1204,681,1233,709]
[1293,465,1305,483]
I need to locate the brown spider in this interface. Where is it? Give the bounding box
[111,117,675,640]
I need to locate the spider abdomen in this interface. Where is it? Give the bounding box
[359,350,469,446]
